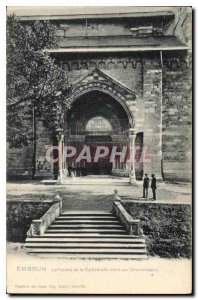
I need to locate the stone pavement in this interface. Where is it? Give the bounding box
[7,177,192,211]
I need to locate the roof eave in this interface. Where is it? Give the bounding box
[46,46,189,53]
[15,11,175,21]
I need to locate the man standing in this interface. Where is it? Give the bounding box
[151,174,157,200]
[143,174,149,198]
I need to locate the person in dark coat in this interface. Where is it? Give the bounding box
[151,174,157,200]
[68,165,72,178]
[143,174,149,198]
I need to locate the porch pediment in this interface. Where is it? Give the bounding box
[68,68,136,103]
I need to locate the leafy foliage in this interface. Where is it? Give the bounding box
[7,15,70,148]
[126,203,192,258]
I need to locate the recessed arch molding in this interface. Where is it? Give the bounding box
[64,68,136,127]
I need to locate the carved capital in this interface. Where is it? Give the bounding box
[127,128,136,142]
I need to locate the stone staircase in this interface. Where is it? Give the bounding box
[25,211,147,259]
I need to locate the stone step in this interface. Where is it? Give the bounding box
[54,220,119,224]
[25,207,147,259]
[25,243,146,249]
[46,229,127,233]
[49,224,123,228]
[61,211,112,216]
[42,233,130,237]
[27,253,147,259]
[25,248,146,254]
[55,178,130,186]
[26,237,145,243]
[57,216,117,220]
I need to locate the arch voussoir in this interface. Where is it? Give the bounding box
[66,78,135,128]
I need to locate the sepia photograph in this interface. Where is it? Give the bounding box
[5,4,192,294]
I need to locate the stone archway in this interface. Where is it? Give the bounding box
[66,89,130,176]
[58,68,138,182]
[65,68,135,128]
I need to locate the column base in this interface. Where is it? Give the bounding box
[57,169,68,184]
[57,176,63,184]
[129,179,138,186]
[129,173,138,186]
[155,176,163,182]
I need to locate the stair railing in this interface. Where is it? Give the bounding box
[112,201,140,236]
[27,199,62,237]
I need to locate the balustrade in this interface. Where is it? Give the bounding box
[112,200,140,236]
[27,199,62,237]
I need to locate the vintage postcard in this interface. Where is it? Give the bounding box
[6,6,192,294]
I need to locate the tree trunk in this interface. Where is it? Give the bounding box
[31,105,36,179]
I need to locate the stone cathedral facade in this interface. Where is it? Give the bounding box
[7,7,192,182]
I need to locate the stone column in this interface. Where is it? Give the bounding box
[62,137,68,181]
[62,138,65,170]
[57,133,64,183]
[127,128,137,184]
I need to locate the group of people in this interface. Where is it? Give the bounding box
[67,165,87,178]
[143,173,157,200]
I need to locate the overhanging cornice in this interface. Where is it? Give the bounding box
[47,46,189,53]
[15,11,175,21]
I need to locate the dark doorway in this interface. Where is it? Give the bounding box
[84,135,112,175]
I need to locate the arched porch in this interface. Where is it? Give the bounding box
[55,68,140,184]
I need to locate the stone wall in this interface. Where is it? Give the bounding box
[7,145,32,179]
[143,54,163,179]
[7,120,53,179]
[162,52,192,181]
[59,54,143,95]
